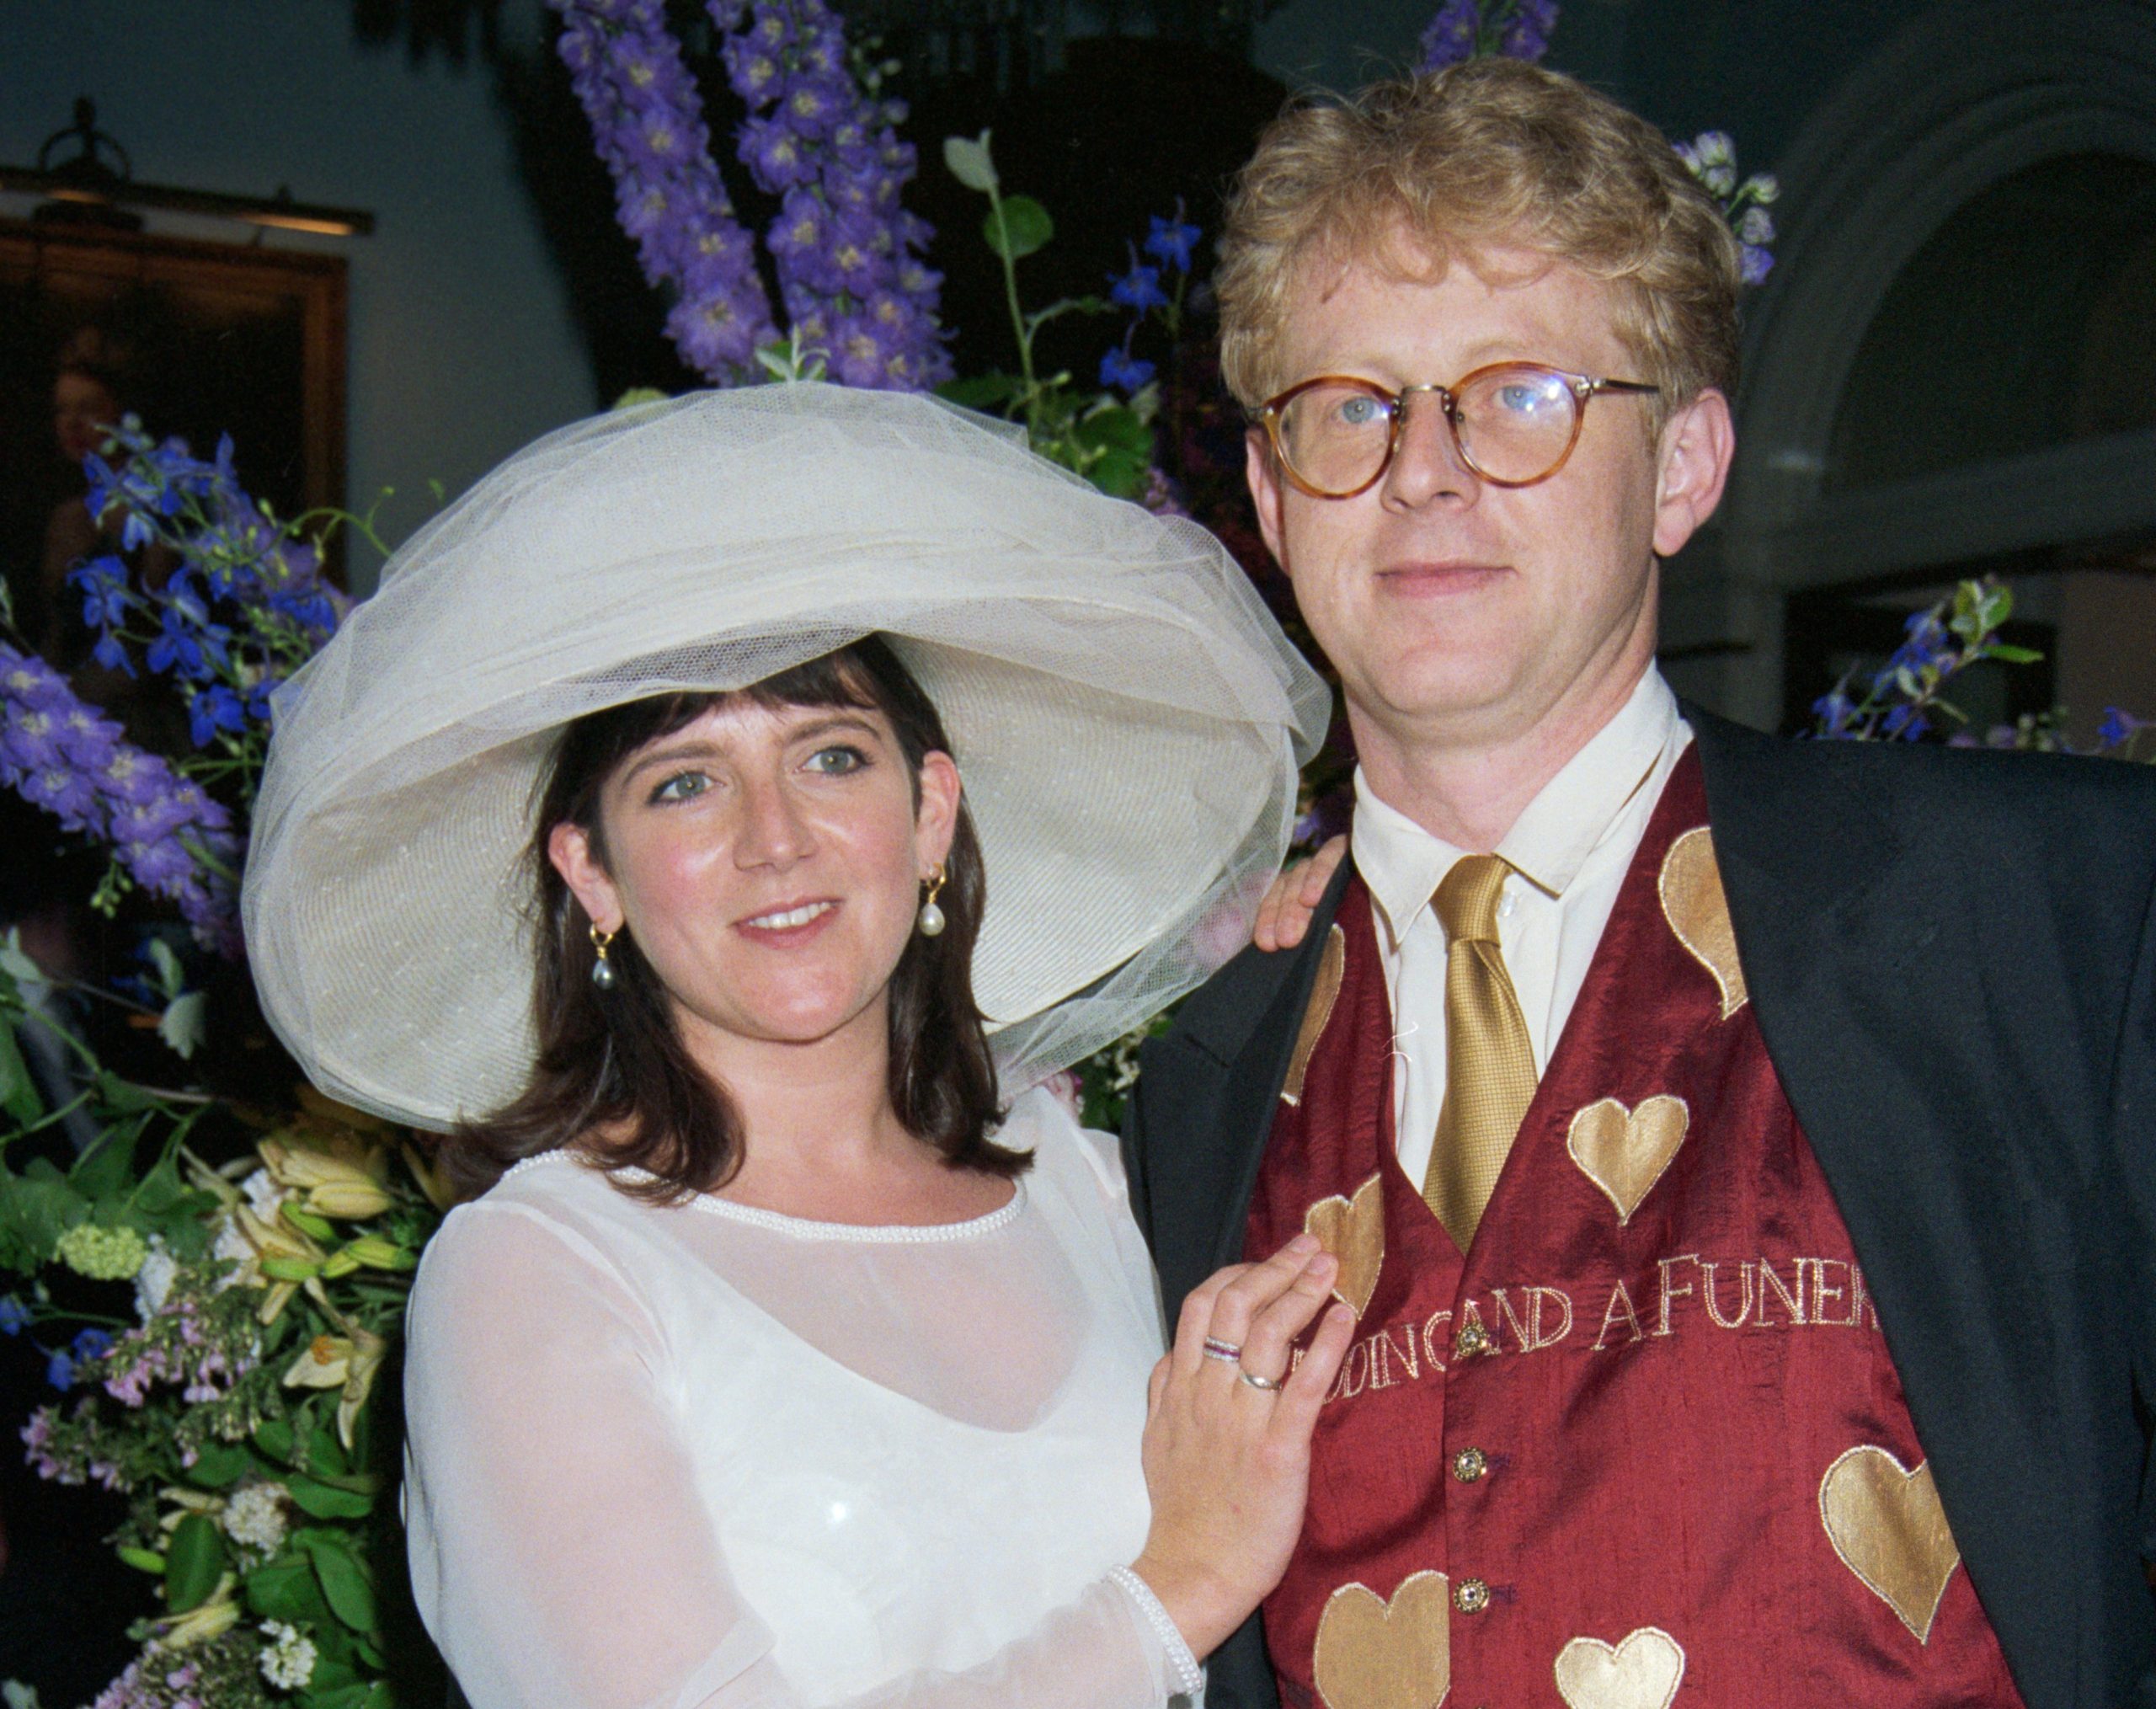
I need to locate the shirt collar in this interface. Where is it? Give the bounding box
[1353,670,1680,947]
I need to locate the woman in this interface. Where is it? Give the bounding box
[243,384,1348,1707]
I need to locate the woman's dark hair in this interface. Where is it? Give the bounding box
[444,637,1017,1200]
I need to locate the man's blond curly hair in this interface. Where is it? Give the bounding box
[1216,59,1741,431]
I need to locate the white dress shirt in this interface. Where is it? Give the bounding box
[1353,670,1694,1191]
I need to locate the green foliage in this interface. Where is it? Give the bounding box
[937,130,1162,495]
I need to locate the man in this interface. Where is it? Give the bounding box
[1125,57,2156,1709]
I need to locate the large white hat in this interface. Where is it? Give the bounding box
[243,383,1328,1130]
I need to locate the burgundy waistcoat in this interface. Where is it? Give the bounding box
[1244,752,2024,1709]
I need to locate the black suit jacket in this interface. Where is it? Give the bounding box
[1123,706,2156,1709]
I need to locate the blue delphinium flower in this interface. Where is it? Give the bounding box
[2099,708,2142,750]
[1100,346,1157,396]
[1109,251,1169,313]
[0,1297,27,1336]
[1144,205,1202,274]
[46,1348,75,1390]
[72,1327,113,1363]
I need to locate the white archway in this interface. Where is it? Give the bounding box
[1666,0,2156,726]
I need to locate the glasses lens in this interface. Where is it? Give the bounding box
[1275,382,1396,494]
[1454,366,1579,484]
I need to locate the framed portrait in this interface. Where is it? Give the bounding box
[0,217,348,644]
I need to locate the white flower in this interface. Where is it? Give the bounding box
[133,1237,179,1321]
[222,1482,289,1554]
[1738,207,1775,245]
[240,1168,289,1220]
[258,1620,318,1690]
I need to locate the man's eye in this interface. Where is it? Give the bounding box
[651,771,709,803]
[806,745,867,775]
[1336,395,1385,428]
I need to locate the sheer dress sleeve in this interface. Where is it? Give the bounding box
[403,1199,1201,1709]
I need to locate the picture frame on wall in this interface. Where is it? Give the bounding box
[0,216,348,650]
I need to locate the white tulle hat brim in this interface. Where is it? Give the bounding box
[241,383,1329,1131]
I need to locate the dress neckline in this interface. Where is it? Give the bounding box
[499,1151,1028,1244]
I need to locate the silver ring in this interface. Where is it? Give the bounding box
[1201,1338,1243,1364]
[1239,1370,1284,1391]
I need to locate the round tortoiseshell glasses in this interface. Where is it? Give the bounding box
[1254,363,1661,498]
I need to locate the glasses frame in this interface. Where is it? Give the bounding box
[1254,362,1662,499]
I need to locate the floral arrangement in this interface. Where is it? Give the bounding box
[1418,0,1560,68]
[0,431,448,1709]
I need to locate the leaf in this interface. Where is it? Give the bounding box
[90,1072,163,1114]
[942,131,998,194]
[360,1681,394,1709]
[118,1546,167,1573]
[67,1119,142,1201]
[164,1513,226,1614]
[157,991,208,1060]
[187,1441,256,1489]
[144,938,185,1002]
[308,1423,350,1478]
[244,1554,332,1625]
[983,195,1053,261]
[253,1418,296,1462]
[1988,644,2044,665]
[286,1473,375,1519]
[1073,406,1151,457]
[299,1530,380,1632]
[1086,451,1150,499]
[0,1167,88,1263]
[0,1010,41,1124]
[937,372,1020,409]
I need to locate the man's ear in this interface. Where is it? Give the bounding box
[547,820,622,934]
[1246,426,1289,569]
[1651,387,1736,558]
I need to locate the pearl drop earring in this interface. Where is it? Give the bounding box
[590,923,619,990]
[917,864,947,937]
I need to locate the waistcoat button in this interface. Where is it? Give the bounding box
[1454,1578,1491,1614]
[1454,1322,1493,1359]
[1451,1445,1488,1482]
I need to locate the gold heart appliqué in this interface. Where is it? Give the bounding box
[1659,827,1748,1018]
[1281,924,1347,1107]
[1554,1626,1686,1709]
[1305,1172,1385,1316]
[1566,1096,1689,1226]
[1819,1445,1961,1642]
[1312,1571,1450,1709]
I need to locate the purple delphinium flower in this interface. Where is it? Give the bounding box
[1417,0,1481,70]
[0,644,241,952]
[1499,0,1558,61]
[552,0,779,382]
[0,1298,25,1335]
[714,0,947,389]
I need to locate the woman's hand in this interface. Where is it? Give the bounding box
[1252,836,1348,952]
[1131,1233,1355,1658]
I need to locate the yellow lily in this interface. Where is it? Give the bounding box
[259,1136,393,1220]
[284,1332,352,1391]
[337,1327,388,1450]
[401,1139,456,1211]
[234,1203,326,1326]
[158,1574,240,1648]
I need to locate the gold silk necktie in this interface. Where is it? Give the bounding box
[1420,853,1540,1251]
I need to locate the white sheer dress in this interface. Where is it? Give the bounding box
[403,1089,1204,1709]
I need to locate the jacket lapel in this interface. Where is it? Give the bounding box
[1688,706,2070,1705]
